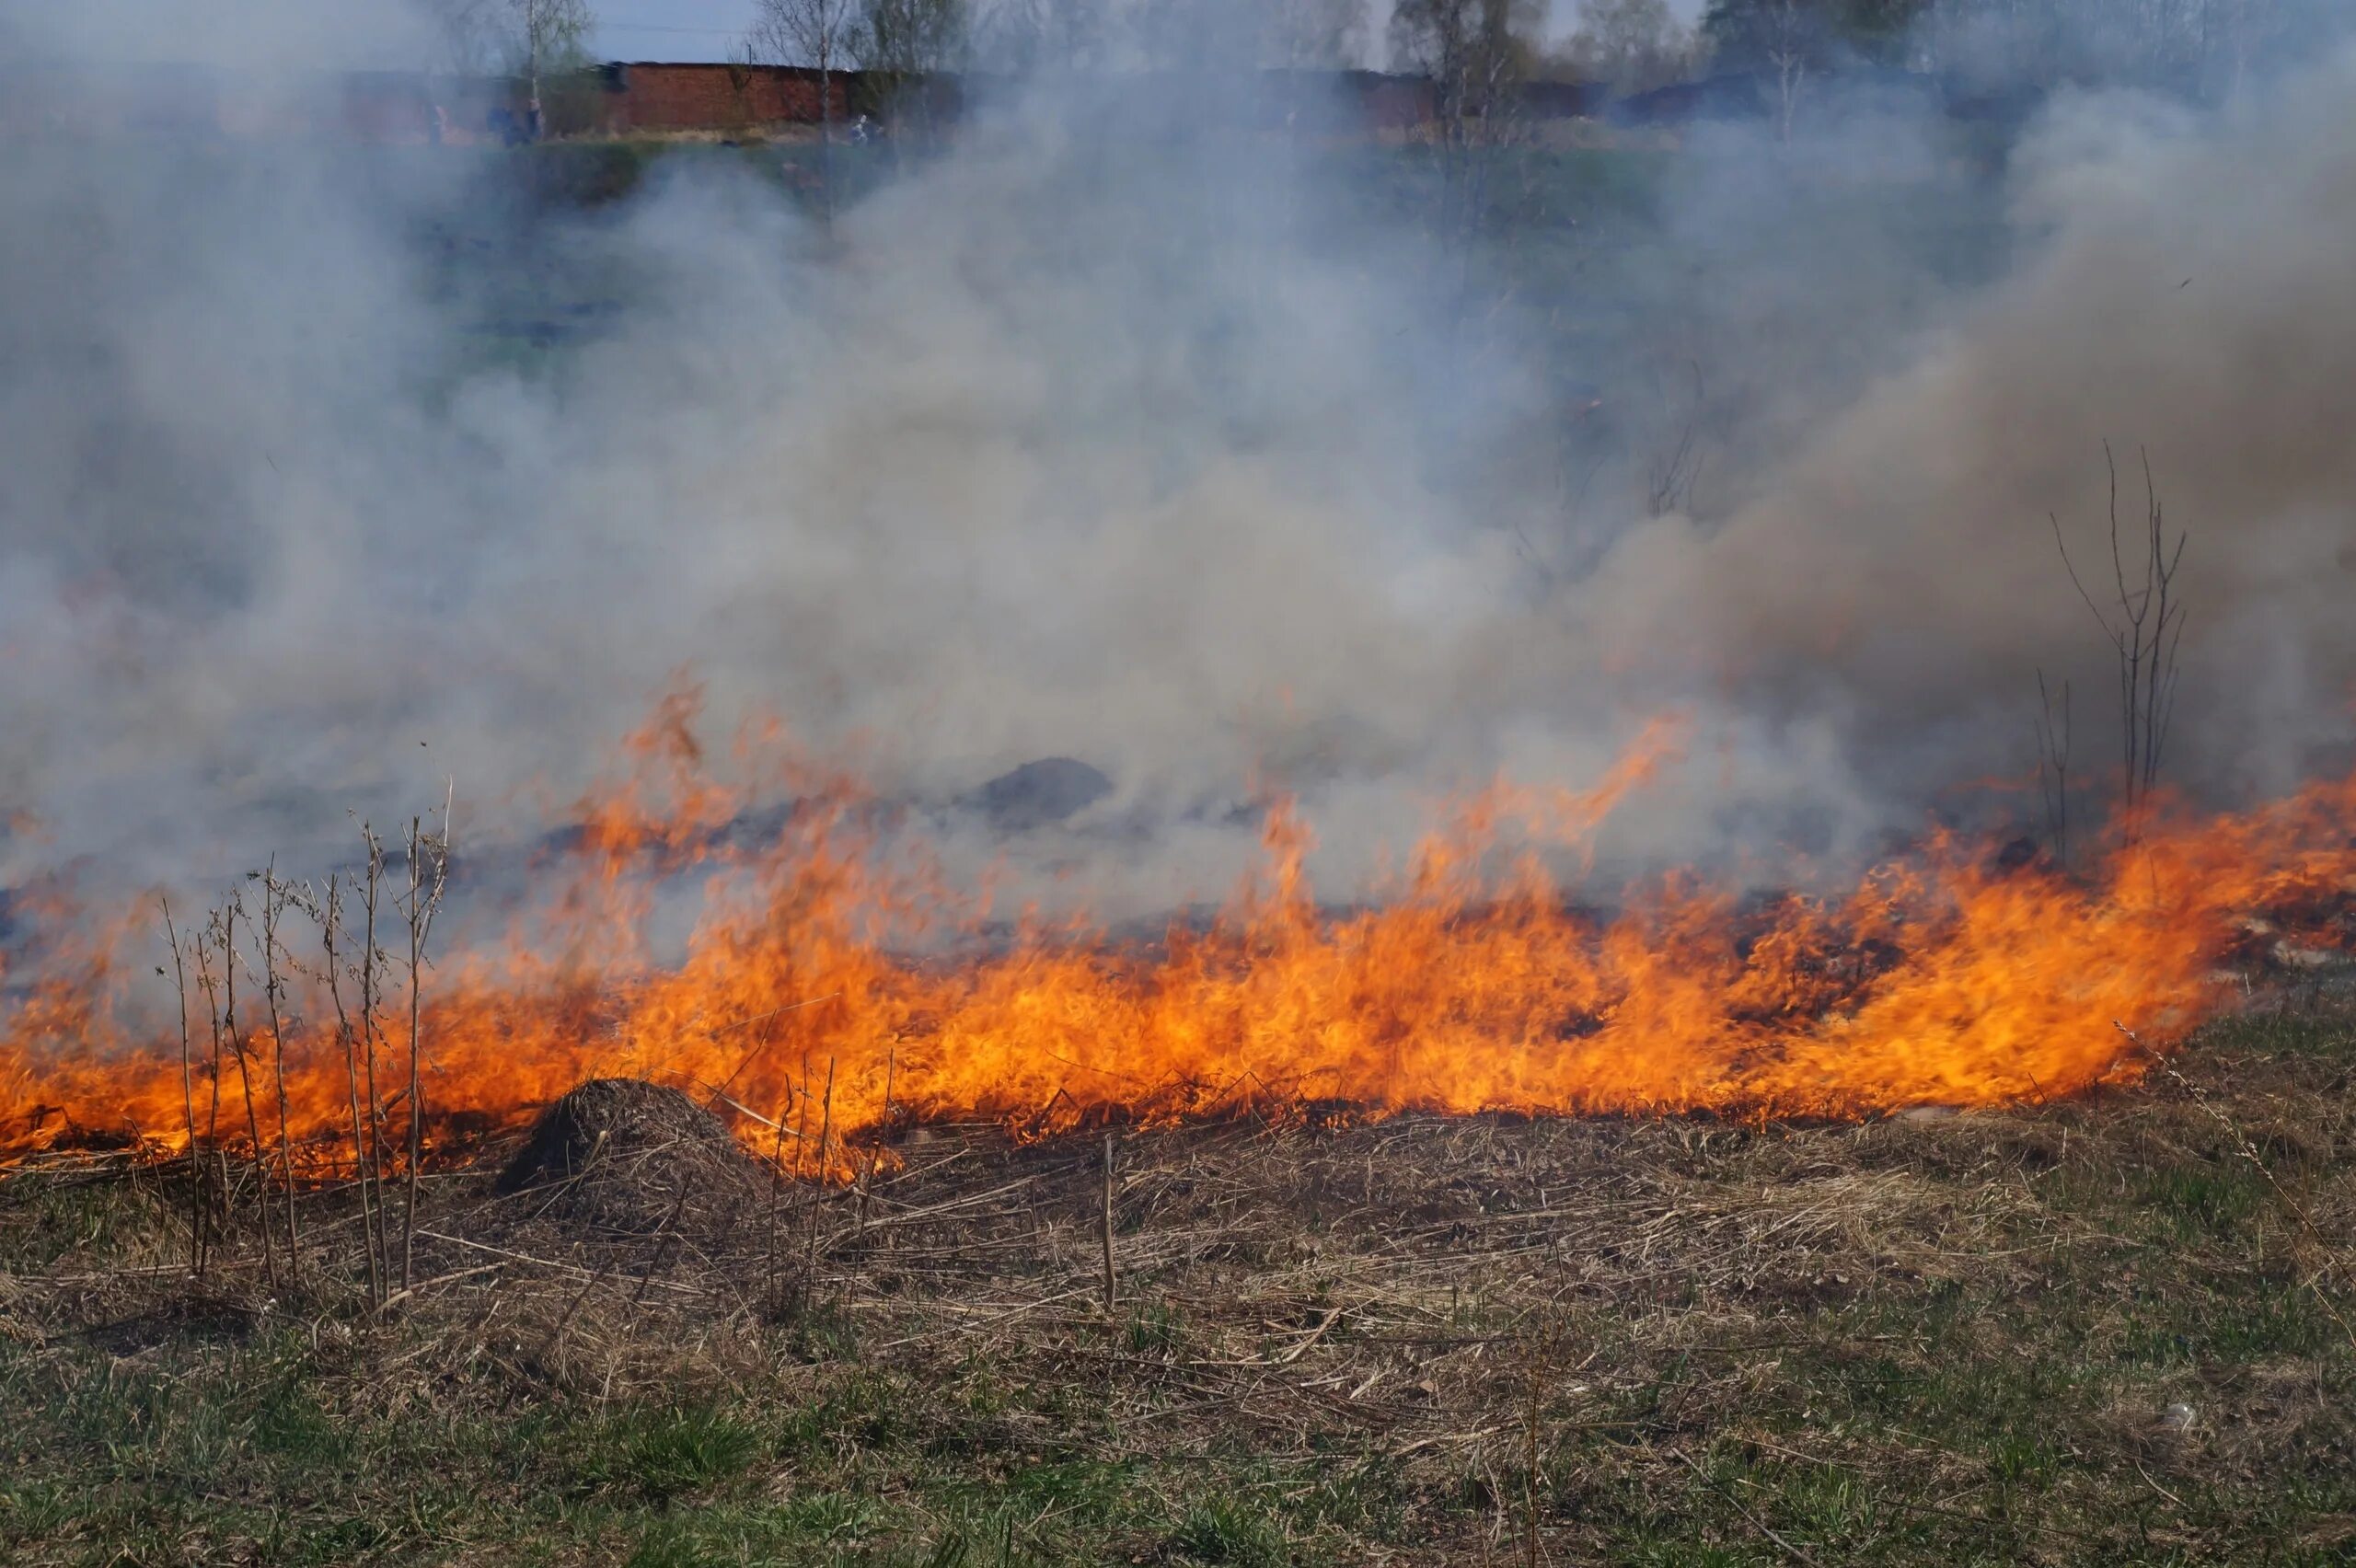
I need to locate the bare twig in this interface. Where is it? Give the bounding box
[404,818,425,1291]
[318,872,383,1306]
[2034,668,2073,869]
[1521,1311,1550,1568]
[160,895,202,1274]
[1102,1129,1118,1314]
[1670,1447,1825,1568]
[2050,444,2189,835]
[1645,359,1708,520]
[217,897,277,1288]
[767,1082,791,1315]
[358,824,388,1286]
[260,862,301,1280]
[400,795,452,1293]
[802,1056,837,1314]
[861,1047,895,1242]
[2119,1022,2356,1354]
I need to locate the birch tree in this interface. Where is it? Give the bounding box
[747,0,862,213]
[860,0,967,141]
[430,0,595,138]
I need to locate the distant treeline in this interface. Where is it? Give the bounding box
[0,53,2185,147]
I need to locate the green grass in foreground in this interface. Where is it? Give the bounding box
[3,997,2354,1563]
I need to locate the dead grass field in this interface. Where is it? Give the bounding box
[5,992,2355,1566]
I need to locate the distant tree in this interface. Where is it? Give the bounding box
[1761,0,1816,138]
[1121,0,1373,72]
[1390,0,1541,271]
[423,0,498,73]
[1564,0,1701,93]
[1264,0,1372,68]
[513,0,595,136]
[1703,0,1924,71]
[1128,0,1262,70]
[1702,0,1932,133]
[972,0,1103,71]
[860,0,967,138]
[1122,0,1375,71]
[1912,0,2055,86]
[1919,0,2327,96]
[1834,0,1929,61]
[1390,0,1542,146]
[2211,0,2295,92]
[1702,0,1832,73]
[746,0,861,213]
[428,0,595,137]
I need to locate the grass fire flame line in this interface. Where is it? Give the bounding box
[4,716,2352,1180]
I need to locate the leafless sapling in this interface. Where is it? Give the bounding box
[1391,0,1541,260]
[801,1055,837,1314]
[428,0,595,138]
[399,802,453,1292]
[2034,668,2073,869]
[259,862,302,1278]
[1763,0,1809,143]
[1644,358,1708,519]
[317,871,385,1305]
[746,0,862,216]
[1100,1128,1117,1313]
[2050,442,2189,835]
[214,897,280,1286]
[358,824,390,1286]
[857,0,967,150]
[160,896,203,1273]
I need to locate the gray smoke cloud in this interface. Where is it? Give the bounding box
[2,0,2353,928]
[7,0,431,68]
[1566,60,2356,824]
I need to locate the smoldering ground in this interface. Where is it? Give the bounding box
[3,0,2355,938]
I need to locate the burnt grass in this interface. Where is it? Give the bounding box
[5,995,2356,1565]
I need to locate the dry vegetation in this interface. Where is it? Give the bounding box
[5,988,2355,1565]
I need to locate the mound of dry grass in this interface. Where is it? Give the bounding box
[494,1077,767,1244]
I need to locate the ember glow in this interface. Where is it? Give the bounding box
[5,703,2351,1177]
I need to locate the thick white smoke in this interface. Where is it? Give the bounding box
[2,0,2353,926]
[1566,59,2356,817]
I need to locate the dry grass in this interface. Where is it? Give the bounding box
[3,991,2354,1564]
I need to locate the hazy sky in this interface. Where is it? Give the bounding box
[595,0,746,60]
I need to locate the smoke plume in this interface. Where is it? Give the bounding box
[2,0,2353,930]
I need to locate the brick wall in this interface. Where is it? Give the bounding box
[0,63,1599,144]
[591,63,849,134]
[578,65,1582,139]
[1358,75,1438,130]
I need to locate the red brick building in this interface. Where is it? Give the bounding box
[580,63,849,135]
[0,61,1595,144]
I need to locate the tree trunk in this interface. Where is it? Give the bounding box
[818,45,835,225]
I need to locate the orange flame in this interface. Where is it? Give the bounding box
[4,705,2352,1179]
